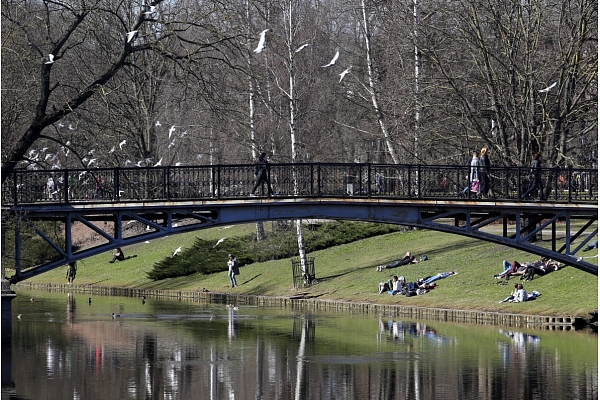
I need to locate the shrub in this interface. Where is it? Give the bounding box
[147,221,402,280]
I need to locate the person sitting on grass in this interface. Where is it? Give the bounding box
[376,252,419,272]
[499,283,525,303]
[378,276,400,294]
[386,276,406,295]
[109,247,125,263]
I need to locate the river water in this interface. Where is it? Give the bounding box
[2,290,597,400]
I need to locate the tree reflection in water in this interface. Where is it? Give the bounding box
[4,291,597,400]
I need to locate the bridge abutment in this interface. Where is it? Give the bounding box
[1,287,17,345]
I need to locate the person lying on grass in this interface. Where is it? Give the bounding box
[376,252,419,271]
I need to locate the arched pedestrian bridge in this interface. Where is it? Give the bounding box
[2,162,597,283]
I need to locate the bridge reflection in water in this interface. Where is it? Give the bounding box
[6,290,599,400]
[1,163,597,282]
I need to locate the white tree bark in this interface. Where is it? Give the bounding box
[361,0,399,164]
[284,0,308,279]
[247,0,265,242]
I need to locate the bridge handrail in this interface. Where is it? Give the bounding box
[1,163,597,206]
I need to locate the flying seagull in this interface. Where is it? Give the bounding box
[171,246,182,257]
[295,43,311,53]
[153,158,162,167]
[253,29,269,54]
[168,125,176,138]
[143,5,156,16]
[108,146,115,154]
[322,50,339,68]
[538,82,557,93]
[213,237,226,248]
[118,140,127,150]
[155,120,161,126]
[339,66,351,83]
[45,54,54,64]
[126,30,138,43]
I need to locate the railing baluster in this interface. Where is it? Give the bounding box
[1,163,596,205]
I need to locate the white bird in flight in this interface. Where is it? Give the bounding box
[45,54,54,64]
[155,120,161,126]
[168,125,176,138]
[253,29,269,53]
[119,140,127,150]
[143,5,156,16]
[339,66,351,83]
[538,82,557,93]
[126,31,138,43]
[213,237,226,248]
[168,139,176,148]
[172,246,182,257]
[153,158,162,167]
[109,146,115,154]
[322,50,339,68]
[295,43,311,53]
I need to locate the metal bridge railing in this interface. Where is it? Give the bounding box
[1,163,597,206]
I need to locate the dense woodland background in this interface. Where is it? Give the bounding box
[2,0,597,177]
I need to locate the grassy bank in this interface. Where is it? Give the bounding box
[23,223,598,318]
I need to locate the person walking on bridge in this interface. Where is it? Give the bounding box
[522,152,545,201]
[478,148,491,198]
[251,152,274,197]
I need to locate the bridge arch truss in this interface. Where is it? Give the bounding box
[3,198,597,283]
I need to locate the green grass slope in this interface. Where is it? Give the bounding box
[26,223,598,318]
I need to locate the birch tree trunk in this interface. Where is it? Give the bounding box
[361,0,399,164]
[246,0,266,242]
[283,0,308,281]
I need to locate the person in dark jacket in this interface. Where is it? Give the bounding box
[478,147,491,198]
[522,153,545,201]
[376,252,418,271]
[251,152,274,196]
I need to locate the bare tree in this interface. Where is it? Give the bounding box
[1,0,244,181]
[414,0,597,167]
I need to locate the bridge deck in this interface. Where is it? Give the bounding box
[2,163,597,283]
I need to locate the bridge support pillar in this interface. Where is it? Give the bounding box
[1,287,16,345]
